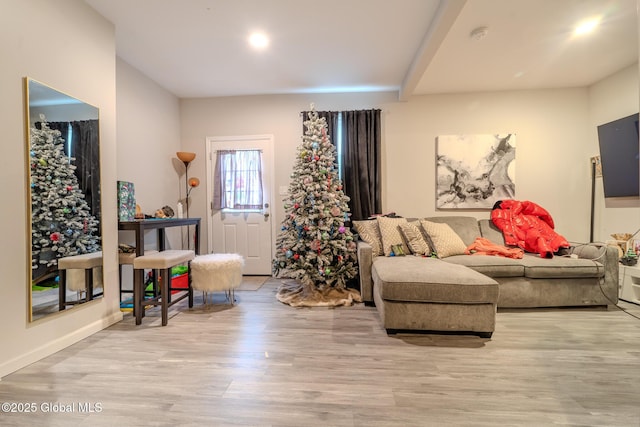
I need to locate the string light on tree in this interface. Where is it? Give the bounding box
[273,105,359,302]
[29,117,100,278]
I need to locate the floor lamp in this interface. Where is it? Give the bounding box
[176,152,199,249]
[589,156,602,242]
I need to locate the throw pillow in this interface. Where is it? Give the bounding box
[377,217,410,257]
[352,220,383,256]
[419,220,467,258]
[398,221,431,255]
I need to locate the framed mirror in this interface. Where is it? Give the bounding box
[25,78,103,322]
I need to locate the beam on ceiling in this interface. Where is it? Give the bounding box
[399,0,467,101]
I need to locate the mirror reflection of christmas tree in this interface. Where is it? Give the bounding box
[273,106,360,307]
[30,117,100,280]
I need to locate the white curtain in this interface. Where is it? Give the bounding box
[213,149,263,210]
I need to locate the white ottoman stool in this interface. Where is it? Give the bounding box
[191,254,244,305]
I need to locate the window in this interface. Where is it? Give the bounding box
[213,149,264,211]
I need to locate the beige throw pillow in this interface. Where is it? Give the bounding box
[398,221,431,255]
[352,220,383,256]
[377,217,410,256]
[419,220,467,258]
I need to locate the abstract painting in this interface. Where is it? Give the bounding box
[436,134,516,209]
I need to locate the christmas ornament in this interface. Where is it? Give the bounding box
[272,107,357,292]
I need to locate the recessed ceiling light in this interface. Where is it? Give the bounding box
[249,32,269,49]
[574,17,601,36]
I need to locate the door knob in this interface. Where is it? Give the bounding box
[264,212,270,219]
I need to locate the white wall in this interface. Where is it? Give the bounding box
[179,92,397,253]
[181,86,604,250]
[0,0,121,378]
[588,64,640,242]
[383,89,592,244]
[115,58,183,252]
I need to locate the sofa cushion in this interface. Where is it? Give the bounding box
[372,256,499,304]
[444,254,524,277]
[519,254,604,278]
[353,220,383,256]
[420,220,467,258]
[478,219,506,246]
[424,216,481,246]
[377,217,410,256]
[398,221,431,255]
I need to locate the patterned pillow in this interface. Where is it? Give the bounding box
[398,221,431,256]
[352,220,383,256]
[419,220,467,258]
[377,217,410,256]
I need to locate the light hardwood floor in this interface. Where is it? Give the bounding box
[1,278,640,426]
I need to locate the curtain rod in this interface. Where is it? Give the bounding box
[299,108,382,116]
[214,149,263,153]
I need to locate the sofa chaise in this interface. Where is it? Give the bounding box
[355,216,619,338]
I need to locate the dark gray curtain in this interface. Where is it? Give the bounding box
[300,109,381,221]
[45,120,101,221]
[70,120,100,221]
[302,110,340,147]
[342,109,381,220]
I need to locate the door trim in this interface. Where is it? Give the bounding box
[205,135,275,267]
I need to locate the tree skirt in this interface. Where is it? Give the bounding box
[276,280,362,308]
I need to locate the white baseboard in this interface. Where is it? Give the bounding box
[0,311,123,380]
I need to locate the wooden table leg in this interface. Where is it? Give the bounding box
[161,268,169,326]
[86,268,94,302]
[59,269,67,311]
[135,267,143,325]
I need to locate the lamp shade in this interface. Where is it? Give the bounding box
[177,151,196,163]
[189,177,200,188]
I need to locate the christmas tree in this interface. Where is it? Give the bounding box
[30,117,101,279]
[273,107,359,306]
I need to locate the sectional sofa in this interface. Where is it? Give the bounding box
[355,216,619,337]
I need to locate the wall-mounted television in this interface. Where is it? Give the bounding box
[597,112,640,208]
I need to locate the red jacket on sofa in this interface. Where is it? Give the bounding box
[491,199,570,258]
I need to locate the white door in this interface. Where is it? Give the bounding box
[206,135,274,275]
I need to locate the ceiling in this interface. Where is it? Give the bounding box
[85,0,638,100]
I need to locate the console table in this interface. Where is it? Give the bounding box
[118,218,201,315]
[118,217,201,256]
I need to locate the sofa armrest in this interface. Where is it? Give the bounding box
[357,240,374,303]
[570,243,619,304]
